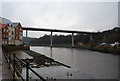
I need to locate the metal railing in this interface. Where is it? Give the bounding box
[3,49,46,81]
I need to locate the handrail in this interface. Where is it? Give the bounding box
[15,56,26,66]
[14,67,25,81]
[2,49,46,81]
[13,53,46,81]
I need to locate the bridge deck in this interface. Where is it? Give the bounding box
[23,27,96,34]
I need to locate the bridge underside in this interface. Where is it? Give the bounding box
[22,27,95,47]
[22,27,96,34]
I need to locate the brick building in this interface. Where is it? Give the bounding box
[0,24,9,44]
[0,17,23,45]
[13,23,23,45]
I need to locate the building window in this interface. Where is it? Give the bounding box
[20,36,22,40]
[20,28,22,31]
[12,31,14,35]
[4,35,5,38]
[20,32,22,36]
[4,29,5,32]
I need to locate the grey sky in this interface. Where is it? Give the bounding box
[0,1,119,37]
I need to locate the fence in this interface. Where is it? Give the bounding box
[3,49,46,81]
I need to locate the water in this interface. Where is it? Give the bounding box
[23,46,119,79]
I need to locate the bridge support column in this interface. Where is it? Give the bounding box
[26,30,28,44]
[90,35,93,48]
[26,30,28,38]
[72,33,74,47]
[50,31,53,47]
[90,35,93,41]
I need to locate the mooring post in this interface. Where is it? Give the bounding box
[50,31,53,47]
[72,33,74,47]
[26,58,29,81]
[13,53,15,81]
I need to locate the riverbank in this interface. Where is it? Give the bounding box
[30,44,120,55]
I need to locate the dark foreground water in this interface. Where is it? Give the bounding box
[21,46,119,79]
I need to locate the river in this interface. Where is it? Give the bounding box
[22,46,119,79]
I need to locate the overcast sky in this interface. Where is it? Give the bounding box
[0,0,119,37]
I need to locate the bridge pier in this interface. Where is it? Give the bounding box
[90,35,93,48]
[50,31,53,47]
[90,35,93,41]
[72,33,74,47]
[26,30,28,44]
[26,30,28,38]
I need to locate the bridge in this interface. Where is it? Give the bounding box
[22,27,97,47]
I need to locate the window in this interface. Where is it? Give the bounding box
[20,32,22,36]
[3,29,5,32]
[4,35,5,38]
[20,36,22,40]
[12,31,14,34]
[20,28,22,31]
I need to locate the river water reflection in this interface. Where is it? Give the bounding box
[22,46,119,79]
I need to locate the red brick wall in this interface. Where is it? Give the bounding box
[15,23,22,40]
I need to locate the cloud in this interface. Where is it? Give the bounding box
[1,0,120,2]
[1,2,118,33]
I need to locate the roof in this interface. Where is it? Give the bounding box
[0,17,12,24]
[0,24,8,28]
[12,22,20,27]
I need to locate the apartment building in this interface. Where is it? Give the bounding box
[0,17,23,45]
